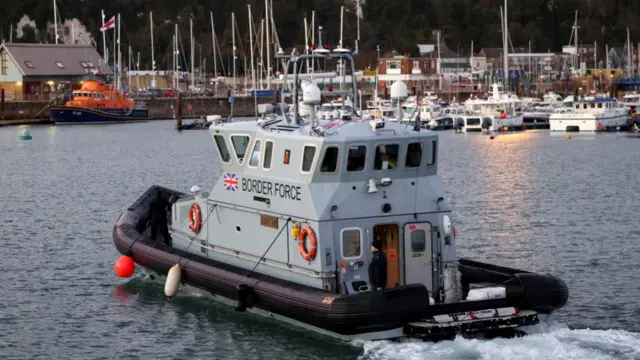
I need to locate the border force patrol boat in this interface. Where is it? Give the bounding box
[112,36,568,342]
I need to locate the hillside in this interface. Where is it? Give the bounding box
[3,0,640,72]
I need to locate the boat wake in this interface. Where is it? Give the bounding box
[354,321,640,360]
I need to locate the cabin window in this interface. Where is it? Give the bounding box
[575,104,579,110]
[467,117,481,126]
[230,135,250,164]
[427,140,437,166]
[405,142,422,168]
[583,104,587,109]
[263,141,273,169]
[374,144,399,170]
[213,134,231,163]
[301,145,316,173]
[320,146,339,173]
[248,140,261,167]
[590,103,595,108]
[410,229,426,252]
[341,228,362,259]
[346,145,366,172]
[598,103,603,108]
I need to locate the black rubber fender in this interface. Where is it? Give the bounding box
[505,273,569,314]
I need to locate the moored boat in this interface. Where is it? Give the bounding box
[549,97,629,132]
[49,80,148,124]
[112,35,568,342]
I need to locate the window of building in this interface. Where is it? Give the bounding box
[263,141,273,169]
[427,140,437,166]
[387,60,401,70]
[213,134,231,163]
[405,142,422,168]
[412,60,419,69]
[346,145,366,172]
[320,146,339,173]
[1,53,7,75]
[248,140,261,167]
[24,61,35,68]
[230,135,250,164]
[374,144,400,170]
[55,61,65,68]
[341,228,362,259]
[301,145,316,173]
[410,229,426,252]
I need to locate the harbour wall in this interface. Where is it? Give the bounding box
[0,96,265,125]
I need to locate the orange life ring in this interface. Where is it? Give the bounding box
[298,226,317,262]
[189,203,202,234]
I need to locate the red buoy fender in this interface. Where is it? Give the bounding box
[189,203,202,234]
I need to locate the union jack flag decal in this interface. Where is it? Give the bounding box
[223,172,238,192]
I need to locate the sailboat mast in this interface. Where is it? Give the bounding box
[311,11,315,73]
[150,11,155,83]
[190,17,195,89]
[503,1,508,90]
[265,0,271,89]
[54,0,58,44]
[232,12,236,95]
[210,12,217,78]
[249,5,256,90]
[574,11,579,74]
[137,52,141,90]
[627,28,632,77]
[174,24,178,89]
[128,46,132,91]
[304,16,309,72]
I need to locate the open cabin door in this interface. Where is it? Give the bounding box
[403,223,435,293]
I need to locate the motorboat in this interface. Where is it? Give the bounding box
[112,29,568,342]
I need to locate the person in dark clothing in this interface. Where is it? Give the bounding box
[148,192,171,246]
[368,239,387,291]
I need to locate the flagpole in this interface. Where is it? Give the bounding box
[112,16,116,86]
[117,13,121,90]
[101,10,107,61]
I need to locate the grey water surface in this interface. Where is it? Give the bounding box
[1,122,639,360]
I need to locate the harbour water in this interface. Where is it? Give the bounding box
[1,122,639,359]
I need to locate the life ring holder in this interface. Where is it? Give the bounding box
[298,226,317,262]
[189,203,202,234]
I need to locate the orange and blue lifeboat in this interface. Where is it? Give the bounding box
[49,80,148,124]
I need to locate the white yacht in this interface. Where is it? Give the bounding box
[363,96,398,120]
[402,99,444,125]
[549,97,629,132]
[464,83,524,131]
[621,92,640,114]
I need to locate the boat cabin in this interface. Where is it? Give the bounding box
[169,49,457,303]
[66,80,135,109]
[572,98,619,113]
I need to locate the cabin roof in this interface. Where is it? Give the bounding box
[578,97,616,103]
[211,118,435,142]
